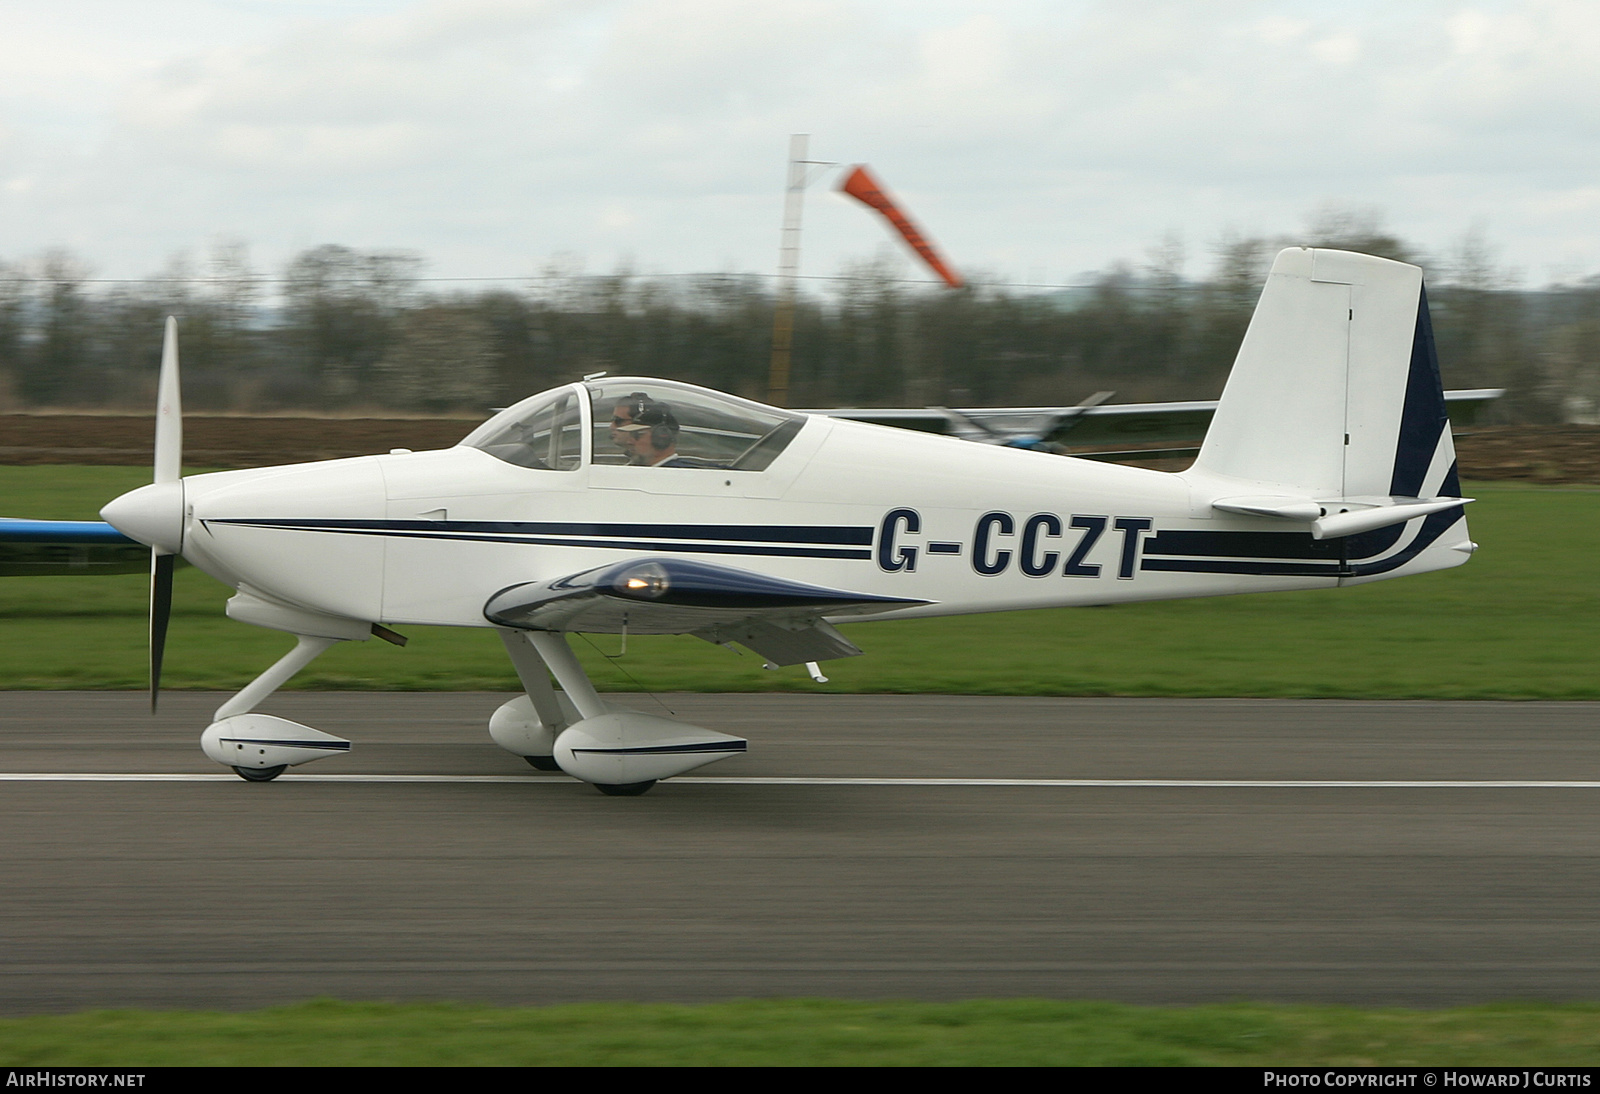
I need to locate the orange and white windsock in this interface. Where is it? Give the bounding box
[838,165,964,289]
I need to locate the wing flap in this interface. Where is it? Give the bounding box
[693,617,862,667]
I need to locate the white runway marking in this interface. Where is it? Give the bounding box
[2,773,1600,788]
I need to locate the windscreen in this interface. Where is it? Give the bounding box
[460,388,583,470]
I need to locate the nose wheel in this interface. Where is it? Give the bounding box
[233,765,287,783]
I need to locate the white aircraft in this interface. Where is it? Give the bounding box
[16,248,1476,794]
[811,387,1502,457]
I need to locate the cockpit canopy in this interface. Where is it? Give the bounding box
[460,378,805,472]
[585,379,803,470]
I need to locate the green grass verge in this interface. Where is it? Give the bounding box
[2,999,1600,1066]
[3,468,1597,697]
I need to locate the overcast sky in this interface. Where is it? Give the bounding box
[2,0,1598,289]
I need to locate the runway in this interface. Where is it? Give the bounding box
[2,691,1599,1014]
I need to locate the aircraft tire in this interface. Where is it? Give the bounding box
[524,756,563,771]
[594,780,657,797]
[233,765,287,783]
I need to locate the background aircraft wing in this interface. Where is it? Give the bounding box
[0,519,147,577]
[809,387,1504,462]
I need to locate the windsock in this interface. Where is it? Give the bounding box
[838,165,963,288]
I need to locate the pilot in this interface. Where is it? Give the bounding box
[610,392,682,466]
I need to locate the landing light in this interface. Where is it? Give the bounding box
[615,564,670,599]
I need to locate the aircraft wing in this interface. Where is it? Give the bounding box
[0,519,148,576]
[808,387,1504,461]
[484,556,930,666]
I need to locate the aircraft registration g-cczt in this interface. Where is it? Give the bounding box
[62,247,1473,794]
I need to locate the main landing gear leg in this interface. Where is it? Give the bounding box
[493,629,579,771]
[522,631,609,720]
[201,634,352,782]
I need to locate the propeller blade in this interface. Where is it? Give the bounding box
[930,405,1003,442]
[154,316,182,484]
[149,317,182,712]
[1044,390,1117,442]
[149,551,174,712]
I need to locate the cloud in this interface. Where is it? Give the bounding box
[4,1,1600,284]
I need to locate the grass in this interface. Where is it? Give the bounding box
[2,467,1597,697]
[1,999,1599,1066]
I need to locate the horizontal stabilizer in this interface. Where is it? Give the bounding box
[1311,496,1472,540]
[1213,494,1473,540]
[1212,496,1327,522]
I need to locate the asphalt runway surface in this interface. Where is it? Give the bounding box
[2,691,1599,1015]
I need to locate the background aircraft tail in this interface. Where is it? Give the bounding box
[1188,247,1473,581]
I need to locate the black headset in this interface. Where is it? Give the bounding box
[621,392,679,449]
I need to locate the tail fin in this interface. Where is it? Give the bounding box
[1196,247,1459,499]
[1189,248,1473,578]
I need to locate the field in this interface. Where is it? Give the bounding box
[2,999,1600,1066]
[0,466,1595,697]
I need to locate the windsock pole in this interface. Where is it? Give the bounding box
[767,134,809,407]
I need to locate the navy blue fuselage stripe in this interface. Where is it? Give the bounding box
[1143,524,1405,562]
[206,521,873,560]
[1142,490,1463,578]
[1141,558,1343,577]
[1391,283,1449,499]
[1344,502,1462,578]
[213,517,872,545]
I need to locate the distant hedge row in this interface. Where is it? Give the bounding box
[1,226,1593,420]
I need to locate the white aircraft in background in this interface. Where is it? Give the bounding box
[5,249,1476,795]
[812,386,1502,457]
